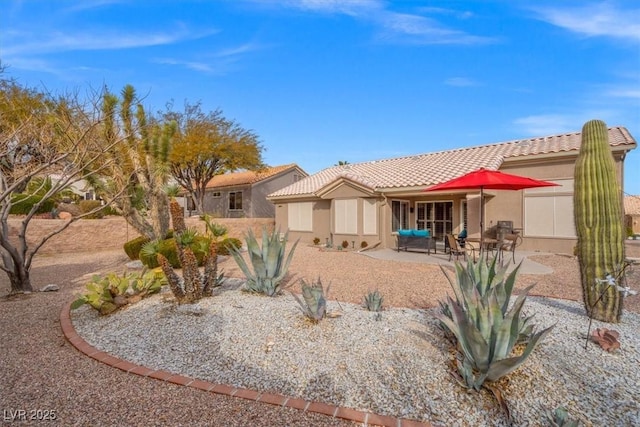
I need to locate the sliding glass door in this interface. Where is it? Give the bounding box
[416,201,453,238]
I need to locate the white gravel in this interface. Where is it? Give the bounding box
[71,279,640,427]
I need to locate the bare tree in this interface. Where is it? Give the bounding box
[0,79,126,293]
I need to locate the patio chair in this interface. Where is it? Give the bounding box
[498,233,523,264]
[445,234,475,262]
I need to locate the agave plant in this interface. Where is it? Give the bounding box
[231,227,298,296]
[292,277,329,322]
[364,290,384,320]
[437,256,554,391]
[439,256,535,343]
[546,406,580,427]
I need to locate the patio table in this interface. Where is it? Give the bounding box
[466,237,500,261]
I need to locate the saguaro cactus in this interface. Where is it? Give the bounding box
[573,119,625,323]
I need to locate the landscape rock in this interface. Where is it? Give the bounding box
[126,260,144,269]
[58,211,73,220]
[40,284,60,292]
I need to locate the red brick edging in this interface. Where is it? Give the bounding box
[60,301,433,427]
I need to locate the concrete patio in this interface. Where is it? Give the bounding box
[359,247,554,275]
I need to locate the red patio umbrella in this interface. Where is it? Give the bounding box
[423,168,559,250]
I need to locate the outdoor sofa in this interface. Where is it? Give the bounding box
[396,229,436,254]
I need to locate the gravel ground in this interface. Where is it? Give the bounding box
[2,241,640,426]
[0,251,354,427]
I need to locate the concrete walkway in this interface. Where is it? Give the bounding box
[359,248,554,275]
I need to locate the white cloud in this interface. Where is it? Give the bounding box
[605,86,640,99]
[242,0,494,45]
[444,77,480,87]
[284,0,381,17]
[532,2,640,41]
[153,58,215,73]
[512,113,616,136]
[153,42,262,74]
[514,114,577,136]
[2,27,219,56]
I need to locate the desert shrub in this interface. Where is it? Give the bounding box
[313,237,321,245]
[360,241,368,249]
[79,200,104,218]
[101,205,120,216]
[9,194,55,215]
[216,237,242,255]
[123,236,150,260]
[341,240,349,249]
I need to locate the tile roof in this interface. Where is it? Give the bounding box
[206,164,302,189]
[268,127,636,198]
[625,196,640,215]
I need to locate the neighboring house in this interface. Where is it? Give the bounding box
[625,196,640,236]
[197,164,308,218]
[268,127,637,254]
[48,175,100,201]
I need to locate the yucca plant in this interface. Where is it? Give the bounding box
[437,256,554,391]
[364,290,384,320]
[231,227,298,296]
[201,215,228,241]
[292,277,329,322]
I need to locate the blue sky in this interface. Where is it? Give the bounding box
[2,0,639,194]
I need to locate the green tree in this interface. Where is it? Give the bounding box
[88,85,175,240]
[335,160,350,166]
[0,77,124,293]
[164,102,263,214]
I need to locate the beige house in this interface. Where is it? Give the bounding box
[625,196,640,237]
[268,127,636,254]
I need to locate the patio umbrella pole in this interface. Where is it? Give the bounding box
[479,187,484,252]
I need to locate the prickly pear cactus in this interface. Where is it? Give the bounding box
[573,119,625,323]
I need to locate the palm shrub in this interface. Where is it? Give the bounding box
[574,119,625,322]
[231,227,298,296]
[437,256,554,391]
[293,277,329,322]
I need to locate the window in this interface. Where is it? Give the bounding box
[391,200,409,232]
[293,174,303,182]
[211,191,221,198]
[363,199,377,235]
[524,179,575,237]
[288,202,313,231]
[334,199,357,234]
[229,191,242,210]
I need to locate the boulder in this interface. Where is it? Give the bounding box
[58,211,73,220]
